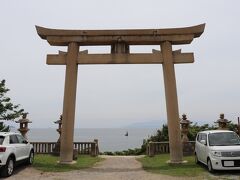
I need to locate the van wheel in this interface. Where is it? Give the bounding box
[1,157,14,177]
[207,158,214,173]
[27,150,34,165]
[195,153,200,164]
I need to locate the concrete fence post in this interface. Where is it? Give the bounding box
[148,142,155,157]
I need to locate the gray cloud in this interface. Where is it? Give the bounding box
[0,0,239,128]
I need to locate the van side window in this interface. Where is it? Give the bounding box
[197,133,202,142]
[202,134,207,141]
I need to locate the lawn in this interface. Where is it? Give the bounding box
[33,154,103,172]
[137,154,207,177]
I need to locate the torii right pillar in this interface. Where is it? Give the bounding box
[161,41,183,163]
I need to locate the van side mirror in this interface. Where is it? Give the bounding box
[200,139,206,145]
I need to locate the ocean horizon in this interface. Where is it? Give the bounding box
[25,128,157,152]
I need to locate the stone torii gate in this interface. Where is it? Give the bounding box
[36,24,205,164]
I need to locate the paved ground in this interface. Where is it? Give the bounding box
[2,156,240,180]
[2,156,187,180]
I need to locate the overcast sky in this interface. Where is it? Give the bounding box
[0,0,240,128]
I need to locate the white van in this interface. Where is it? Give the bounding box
[195,130,240,172]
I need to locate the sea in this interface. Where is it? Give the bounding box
[26,128,157,152]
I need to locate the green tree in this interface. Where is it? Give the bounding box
[188,123,216,141]
[0,80,24,131]
[141,124,169,153]
[141,121,240,153]
[0,122,10,132]
[147,125,169,142]
[228,122,238,132]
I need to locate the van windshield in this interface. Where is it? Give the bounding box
[0,136,4,145]
[209,132,240,146]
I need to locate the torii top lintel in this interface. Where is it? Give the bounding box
[36,24,205,46]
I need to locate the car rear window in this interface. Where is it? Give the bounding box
[0,136,4,145]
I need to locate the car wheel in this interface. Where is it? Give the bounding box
[207,158,214,173]
[1,157,14,177]
[27,150,34,165]
[195,153,200,164]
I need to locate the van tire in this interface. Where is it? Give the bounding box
[207,158,214,173]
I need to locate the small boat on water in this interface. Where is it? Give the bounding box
[125,131,128,136]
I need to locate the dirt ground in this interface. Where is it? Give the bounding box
[2,156,240,180]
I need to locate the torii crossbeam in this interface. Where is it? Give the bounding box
[36,24,205,164]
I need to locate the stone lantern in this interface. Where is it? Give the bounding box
[52,115,62,155]
[52,114,78,159]
[55,115,63,142]
[180,114,193,156]
[15,113,32,139]
[180,114,192,142]
[215,113,231,130]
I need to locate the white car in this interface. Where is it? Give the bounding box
[0,132,34,177]
[195,130,240,172]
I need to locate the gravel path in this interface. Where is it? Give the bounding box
[1,156,211,180]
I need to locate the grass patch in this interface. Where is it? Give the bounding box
[33,154,103,172]
[137,154,206,177]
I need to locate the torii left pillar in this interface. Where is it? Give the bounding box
[60,42,79,164]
